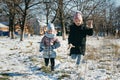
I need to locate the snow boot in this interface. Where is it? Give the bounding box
[51,66,54,71]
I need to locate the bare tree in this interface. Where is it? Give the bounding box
[1,0,117,40]
[58,0,66,40]
[13,0,42,41]
[60,0,108,39]
[2,0,19,39]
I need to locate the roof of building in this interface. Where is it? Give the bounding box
[0,22,8,28]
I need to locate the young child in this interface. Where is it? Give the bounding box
[68,11,93,67]
[39,23,60,71]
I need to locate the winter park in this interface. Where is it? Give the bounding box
[0,0,120,80]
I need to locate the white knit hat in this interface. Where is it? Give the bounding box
[47,23,55,31]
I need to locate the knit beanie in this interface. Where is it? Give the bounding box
[47,23,55,31]
[73,11,82,20]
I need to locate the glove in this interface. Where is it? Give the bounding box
[50,45,56,49]
[39,47,43,52]
[39,46,46,52]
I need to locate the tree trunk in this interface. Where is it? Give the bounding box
[20,28,24,41]
[19,19,25,41]
[59,0,66,40]
[61,15,66,40]
[9,16,15,39]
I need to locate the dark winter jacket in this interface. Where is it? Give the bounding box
[68,23,93,55]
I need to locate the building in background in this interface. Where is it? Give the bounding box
[0,22,9,36]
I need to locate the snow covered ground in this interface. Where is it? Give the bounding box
[0,35,120,80]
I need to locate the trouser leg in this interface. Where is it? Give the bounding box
[50,58,55,71]
[76,55,81,65]
[44,58,49,66]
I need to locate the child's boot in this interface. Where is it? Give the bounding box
[51,66,54,71]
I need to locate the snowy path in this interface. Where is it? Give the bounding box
[0,36,120,80]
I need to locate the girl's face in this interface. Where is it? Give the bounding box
[74,18,82,26]
[73,13,83,26]
[47,30,53,34]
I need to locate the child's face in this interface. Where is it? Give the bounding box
[73,13,83,26]
[47,30,53,34]
[74,18,83,26]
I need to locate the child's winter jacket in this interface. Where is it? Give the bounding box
[40,33,60,58]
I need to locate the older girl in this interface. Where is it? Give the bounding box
[68,11,93,66]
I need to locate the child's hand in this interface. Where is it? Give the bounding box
[87,20,93,28]
[67,44,75,50]
[50,43,53,45]
[40,47,44,52]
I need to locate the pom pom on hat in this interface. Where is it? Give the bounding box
[75,11,82,15]
[47,23,55,31]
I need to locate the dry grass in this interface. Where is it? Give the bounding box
[0,74,10,80]
[86,46,101,60]
[0,77,10,80]
[41,66,51,73]
[57,73,70,80]
[111,44,120,55]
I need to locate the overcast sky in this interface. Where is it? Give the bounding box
[115,0,120,6]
